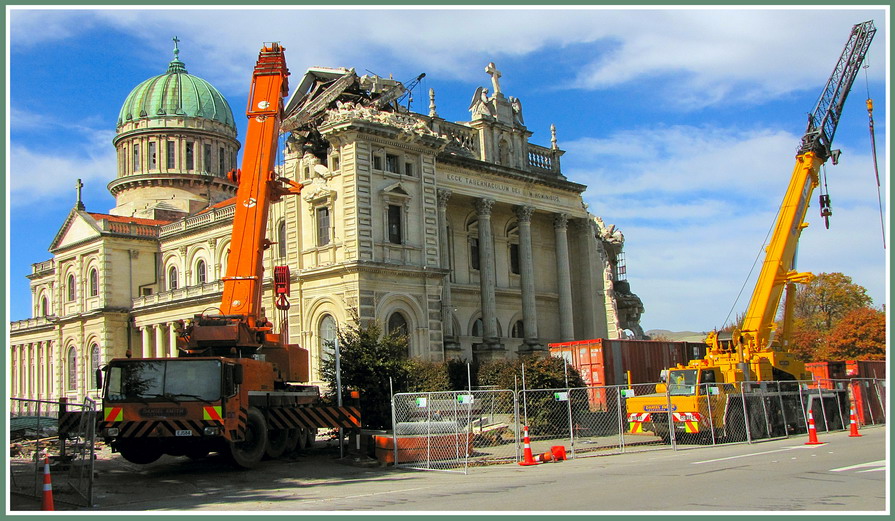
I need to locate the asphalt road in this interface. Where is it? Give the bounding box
[9,426,886,513]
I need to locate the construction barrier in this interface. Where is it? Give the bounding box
[9,397,97,508]
[390,377,884,473]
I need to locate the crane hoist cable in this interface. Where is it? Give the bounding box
[863,62,886,249]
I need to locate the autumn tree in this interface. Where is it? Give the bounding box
[822,306,886,361]
[793,272,872,332]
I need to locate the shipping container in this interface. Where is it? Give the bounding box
[548,339,708,411]
[804,360,886,425]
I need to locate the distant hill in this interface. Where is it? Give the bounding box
[646,329,709,342]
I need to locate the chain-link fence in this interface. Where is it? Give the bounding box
[391,377,885,471]
[391,390,517,473]
[9,397,98,508]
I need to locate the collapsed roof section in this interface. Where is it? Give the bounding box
[281,67,425,160]
[282,67,420,133]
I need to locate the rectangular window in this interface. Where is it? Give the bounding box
[387,204,402,244]
[404,161,414,177]
[316,207,331,247]
[133,143,140,172]
[149,142,157,169]
[331,155,340,171]
[186,142,194,170]
[219,146,226,175]
[470,238,480,271]
[510,243,521,275]
[166,141,176,169]
[373,155,383,170]
[385,154,399,174]
[204,144,212,173]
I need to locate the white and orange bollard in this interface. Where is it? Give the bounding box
[518,426,541,466]
[848,405,863,437]
[41,451,54,511]
[805,409,823,445]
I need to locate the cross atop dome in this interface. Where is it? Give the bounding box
[167,36,187,74]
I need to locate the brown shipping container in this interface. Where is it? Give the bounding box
[548,339,708,411]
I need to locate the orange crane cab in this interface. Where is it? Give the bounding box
[99,44,360,468]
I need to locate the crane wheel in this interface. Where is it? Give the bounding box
[227,407,268,469]
[283,428,301,456]
[117,441,163,465]
[265,428,289,459]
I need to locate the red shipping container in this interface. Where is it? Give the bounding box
[549,339,708,411]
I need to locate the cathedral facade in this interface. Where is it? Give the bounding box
[10,46,644,404]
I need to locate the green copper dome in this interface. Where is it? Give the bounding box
[117,40,235,129]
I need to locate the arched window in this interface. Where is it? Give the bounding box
[277,220,287,258]
[67,346,78,390]
[89,268,99,296]
[67,274,76,301]
[90,344,101,389]
[40,296,49,316]
[319,314,338,357]
[168,266,179,291]
[387,312,408,337]
[511,320,525,338]
[196,260,206,285]
[472,318,484,337]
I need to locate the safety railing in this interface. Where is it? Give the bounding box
[391,378,885,471]
[9,397,97,508]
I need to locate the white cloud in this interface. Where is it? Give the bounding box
[10,7,887,106]
[9,130,116,206]
[569,124,887,331]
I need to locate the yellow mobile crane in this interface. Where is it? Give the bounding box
[625,21,876,442]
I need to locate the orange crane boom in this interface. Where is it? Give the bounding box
[220,43,301,325]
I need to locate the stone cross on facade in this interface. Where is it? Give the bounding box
[485,62,502,95]
[75,178,85,210]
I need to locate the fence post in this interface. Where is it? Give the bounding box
[666,386,676,450]
[566,386,575,459]
[389,378,398,467]
[616,386,625,452]
[704,383,716,445]
[776,381,789,438]
[817,385,830,432]
[741,385,752,444]
[872,378,886,423]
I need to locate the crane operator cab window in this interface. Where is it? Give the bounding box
[668,369,697,396]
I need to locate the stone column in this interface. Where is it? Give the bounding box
[155,323,166,358]
[169,323,179,357]
[515,205,542,351]
[437,189,459,354]
[475,198,501,350]
[140,326,152,358]
[554,213,575,341]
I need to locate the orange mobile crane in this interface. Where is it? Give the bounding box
[98,44,360,468]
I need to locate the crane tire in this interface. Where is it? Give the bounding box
[227,407,267,469]
[265,428,289,459]
[118,441,162,465]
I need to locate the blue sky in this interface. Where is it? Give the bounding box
[6,7,889,333]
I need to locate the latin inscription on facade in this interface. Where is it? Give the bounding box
[444,173,561,203]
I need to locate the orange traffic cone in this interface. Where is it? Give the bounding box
[518,426,541,466]
[848,406,862,437]
[41,452,54,511]
[805,409,822,445]
[551,445,567,461]
[533,450,554,463]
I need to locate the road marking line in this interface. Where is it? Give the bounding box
[692,445,815,465]
[829,460,886,472]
